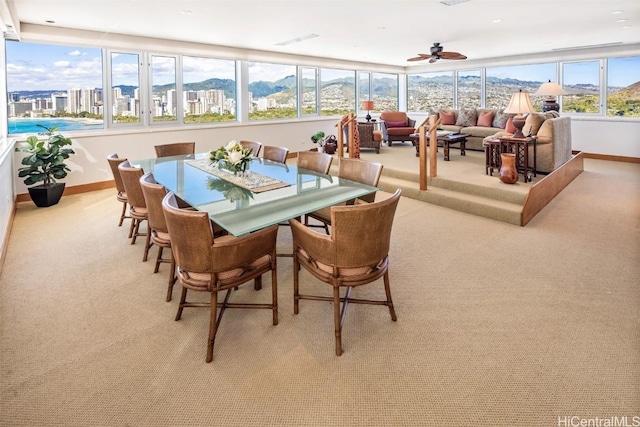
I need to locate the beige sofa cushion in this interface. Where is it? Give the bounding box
[523,113,546,136]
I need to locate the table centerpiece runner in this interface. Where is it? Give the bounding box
[185,158,289,193]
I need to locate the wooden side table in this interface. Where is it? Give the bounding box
[484,138,501,176]
[498,136,537,182]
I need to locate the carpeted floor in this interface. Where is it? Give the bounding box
[1,158,639,426]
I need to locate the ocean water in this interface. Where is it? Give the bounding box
[8,118,104,134]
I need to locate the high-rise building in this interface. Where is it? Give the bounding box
[68,89,82,114]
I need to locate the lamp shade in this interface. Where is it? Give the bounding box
[533,80,566,97]
[361,100,374,110]
[503,90,535,115]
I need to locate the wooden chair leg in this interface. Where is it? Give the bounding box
[254,276,262,290]
[271,267,278,326]
[206,291,219,363]
[142,224,152,262]
[154,246,163,273]
[119,202,128,227]
[166,254,176,302]
[293,256,300,315]
[333,286,343,356]
[383,272,398,321]
[129,218,138,240]
[175,287,187,321]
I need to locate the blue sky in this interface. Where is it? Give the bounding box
[6,41,640,91]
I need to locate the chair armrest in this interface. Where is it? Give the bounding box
[407,117,416,127]
[289,219,335,265]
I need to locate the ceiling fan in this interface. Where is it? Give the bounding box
[407,43,467,63]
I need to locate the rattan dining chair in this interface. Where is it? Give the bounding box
[154,142,196,158]
[304,157,383,234]
[118,160,151,261]
[239,140,263,157]
[162,192,279,363]
[107,153,132,232]
[262,145,289,164]
[297,151,333,174]
[139,172,177,301]
[289,188,402,356]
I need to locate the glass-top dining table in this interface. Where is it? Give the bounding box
[133,153,379,236]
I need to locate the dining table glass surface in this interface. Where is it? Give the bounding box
[133,153,378,236]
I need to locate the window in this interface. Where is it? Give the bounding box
[486,63,555,110]
[358,72,370,113]
[247,62,297,120]
[110,51,141,124]
[151,55,177,123]
[372,72,398,112]
[320,68,355,116]
[183,56,236,123]
[562,61,600,114]
[456,69,480,109]
[6,41,104,134]
[606,56,640,117]
[407,72,453,112]
[300,67,317,115]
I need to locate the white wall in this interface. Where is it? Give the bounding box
[570,118,640,157]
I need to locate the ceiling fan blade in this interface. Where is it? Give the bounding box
[439,51,467,60]
[407,54,430,62]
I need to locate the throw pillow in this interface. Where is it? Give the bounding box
[439,110,456,125]
[523,113,546,136]
[505,116,517,134]
[477,111,494,127]
[455,108,478,127]
[493,109,510,129]
[386,121,406,128]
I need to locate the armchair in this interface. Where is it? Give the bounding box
[379,111,417,147]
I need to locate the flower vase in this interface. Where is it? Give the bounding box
[499,153,518,184]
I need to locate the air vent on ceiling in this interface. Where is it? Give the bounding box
[275,34,319,47]
[440,0,470,6]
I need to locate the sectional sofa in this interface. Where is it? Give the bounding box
[432,108,572,173]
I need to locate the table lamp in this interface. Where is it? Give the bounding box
[503,89,535,139]
[361,100,374,122]
[533,80,566,112]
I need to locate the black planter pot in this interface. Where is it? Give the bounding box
[28,183,66,207]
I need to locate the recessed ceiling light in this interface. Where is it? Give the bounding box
[622,26,631,29]
[491,19,502,23]
[616,19,628,22]
[181,10,192,15]
[611,10,623,14]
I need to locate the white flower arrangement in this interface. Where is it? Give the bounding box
[209,140,253,174]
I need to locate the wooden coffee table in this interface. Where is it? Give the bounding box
[411,132,468,160]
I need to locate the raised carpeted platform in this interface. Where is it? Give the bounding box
[344,142,583,225]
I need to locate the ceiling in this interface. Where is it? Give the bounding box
[3,0,640,67]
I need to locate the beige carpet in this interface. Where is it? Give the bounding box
[1,158,639,426]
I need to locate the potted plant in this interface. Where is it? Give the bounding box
[15,125,75,207]
[311,131,325,152]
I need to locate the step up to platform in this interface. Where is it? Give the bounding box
[377,174,523,226]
